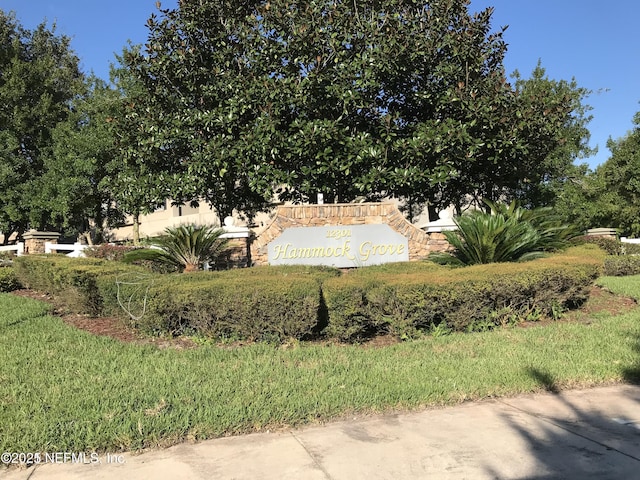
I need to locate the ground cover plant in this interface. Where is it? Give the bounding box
[1,277,639,456]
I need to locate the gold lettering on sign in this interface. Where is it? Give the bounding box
[326,228,352,239]
[358,241,405,262]
[273,241,356,260]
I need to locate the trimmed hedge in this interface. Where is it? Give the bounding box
[572,235,640,256]
[13,256,339,342]
[141,267,338,340]
[603,255,640,276]
[323,246,604,341]
[13,256,149,315]
[13,247,603,343]
[0,267,20,292]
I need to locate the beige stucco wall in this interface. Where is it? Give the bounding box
[110,201,220,242]
[109,199,277,243]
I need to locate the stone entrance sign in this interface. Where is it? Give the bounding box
[268,224,409,267]
[251,203,451,267]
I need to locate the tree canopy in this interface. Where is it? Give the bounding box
[126,0,593,219]
[0,10,84,242]
[1,2,597,244]
[556,110,640,236]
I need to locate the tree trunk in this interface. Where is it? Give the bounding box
[215,204,233,227]
[406,195,415,223]
[16,225,25,243]
[427,203,438,224]
[79,231,94,246]
[92,210,105,245]
[132,211,140,246]
[183,263,199,273]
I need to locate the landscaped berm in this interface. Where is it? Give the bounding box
[6,243,602,341]
[2,232,640,460]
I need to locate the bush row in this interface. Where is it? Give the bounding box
[13,246,602,343]
[13,256,338,341]
[573,235,640,255]
[140,267,338,339]
[322,246,603,341]
[603,255,640,276]
[12,255,148,315]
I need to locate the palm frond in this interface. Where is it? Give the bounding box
[131,224,229,272]
[442,202,577,265]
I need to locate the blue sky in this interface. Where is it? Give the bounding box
[2,0,638,169]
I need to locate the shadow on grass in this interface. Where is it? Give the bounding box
[622,332,640,384]
[482,367,640,479]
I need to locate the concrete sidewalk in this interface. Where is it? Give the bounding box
[3,384,640,480]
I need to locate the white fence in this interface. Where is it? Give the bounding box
[620,237,640,244]
[0,242,24,256]
[45,242,87,258]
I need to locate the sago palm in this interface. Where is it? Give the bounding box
[440,210,542,265]
[124,224,229,272]
[433,201,576,266]
[487,200,577,251]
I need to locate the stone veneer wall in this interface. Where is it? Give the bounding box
[215,238,252,269]
[23,231,60,254]
[250,203,450,266]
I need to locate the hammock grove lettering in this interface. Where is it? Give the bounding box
[268,225,409,267]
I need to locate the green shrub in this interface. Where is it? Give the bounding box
[13,256,149,315]
[142,275,318,340]
[84,244,139,261]
[603,255,640,276]
[434,201,577,266]
[324,246,602,341]
[622,243,640,255]
[134,266,339,341]
[572,236,640,258]
[12,248,602,344]
[0,267,20,292]
[572,235,622,255]
[13,256,338,342]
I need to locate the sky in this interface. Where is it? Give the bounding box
[1,0,638,169]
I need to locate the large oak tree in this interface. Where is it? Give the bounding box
[125,0,594,219]
[0,10,84,242]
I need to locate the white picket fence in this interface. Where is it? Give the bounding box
[45,242,87,258]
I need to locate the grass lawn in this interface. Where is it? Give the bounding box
[1,276,639,454]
